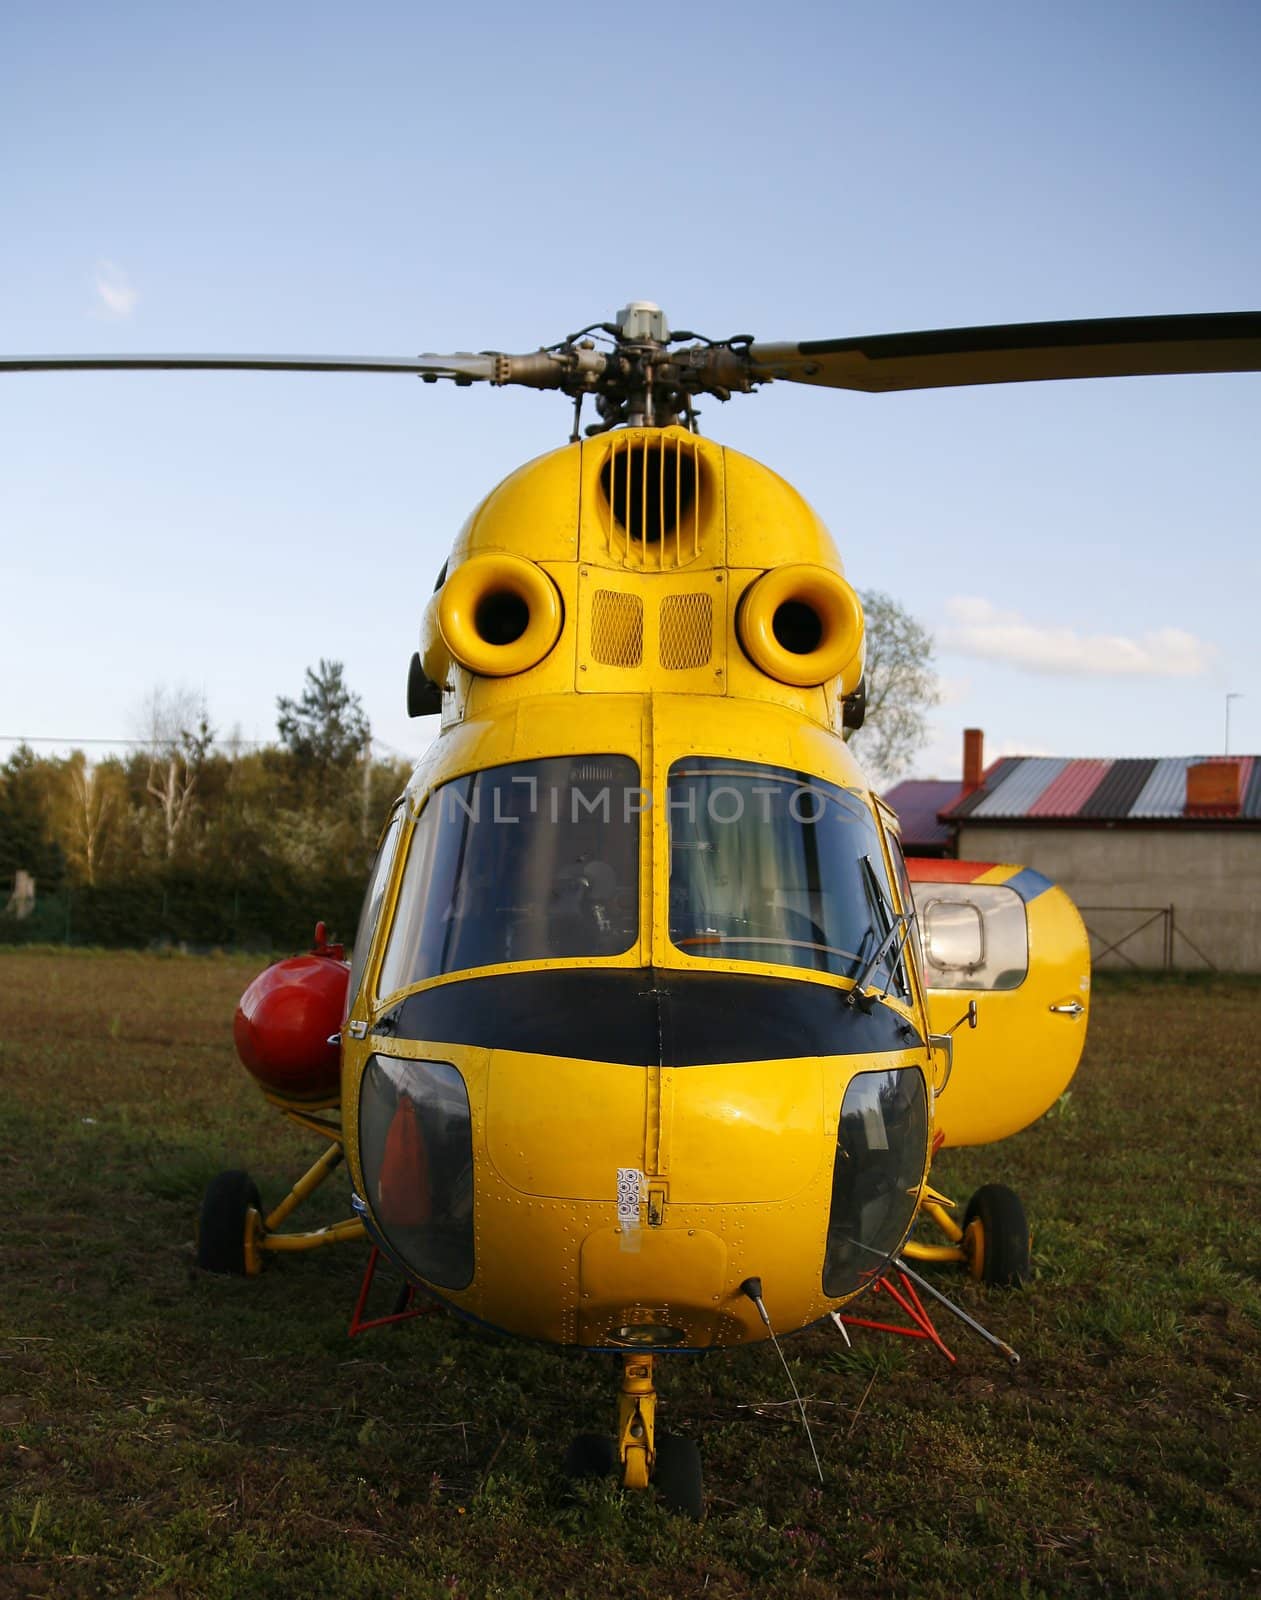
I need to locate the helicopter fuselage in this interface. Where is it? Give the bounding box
[339,427,940,1351]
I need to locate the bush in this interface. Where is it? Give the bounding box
[0,869,365,953]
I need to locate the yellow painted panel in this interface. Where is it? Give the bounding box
[485,1051,647,1197]
[404,692,648,809]
[465,1168,599,1342]
[576,1225,727,1345]
[667,1057,826,1203]
[451,442,581,566]
[722,444,844,571]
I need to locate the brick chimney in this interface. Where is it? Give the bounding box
[962,728,985,796]
[1184,759,1242,816]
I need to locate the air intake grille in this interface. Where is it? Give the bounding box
[600,434,702,569]
[659,594,712,670]
[591,590,644,666]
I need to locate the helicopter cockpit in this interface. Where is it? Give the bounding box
[358,752,913,1010]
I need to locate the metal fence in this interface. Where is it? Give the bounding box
[1079,905,1217,971]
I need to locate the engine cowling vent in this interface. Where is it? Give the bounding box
[659,593,712,669]
[591,590,644,666]
[599,433,703,568]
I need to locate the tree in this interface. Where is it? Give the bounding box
[849,589,940,784]
[50,753,127,886]
[276,660,370,772]
[134,687,214,859]
[0,745,65,892]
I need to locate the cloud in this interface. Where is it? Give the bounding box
[93,261,138,320]
[940,595,1215,677]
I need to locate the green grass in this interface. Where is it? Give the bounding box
[1,955,1258,1597]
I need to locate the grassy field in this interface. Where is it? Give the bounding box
[0,951,1258,1599]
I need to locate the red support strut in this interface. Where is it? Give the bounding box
[841,1267,958,1363]
[348,1246,437,1337]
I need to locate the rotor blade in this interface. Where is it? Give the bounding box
[0,352,500,380]
[746,312,1261,393]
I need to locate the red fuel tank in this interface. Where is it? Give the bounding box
[234,930,349,1104]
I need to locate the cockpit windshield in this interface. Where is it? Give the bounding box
[376,755,641,998]
[668,758,910,995]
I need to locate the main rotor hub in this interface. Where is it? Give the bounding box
[522,300,754,435]
[615,301,671,344]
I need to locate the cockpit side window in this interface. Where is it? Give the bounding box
[914,883,1029,990]
[884,828,926,981]
[377,755,640,997]
[667,758,909,995]
[346,805,406,1014]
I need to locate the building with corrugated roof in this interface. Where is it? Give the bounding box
[876,779,960,855]
[882,728,981,856]
[933,737,1261,972]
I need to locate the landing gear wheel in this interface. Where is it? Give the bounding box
[963,1183,1030,1287]
[563,1432,617,1480]
[653,1434,704,1520]
[196,1170,261,1275]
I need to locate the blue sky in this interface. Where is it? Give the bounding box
[2,1,1258,780]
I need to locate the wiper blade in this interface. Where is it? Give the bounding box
[847,918,905,1004]
[879,910,917,1000]
[848,856,890,980]
[848,856,914,1006]
[860,854,896,930]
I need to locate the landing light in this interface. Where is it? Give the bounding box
[611,1323,687,1347]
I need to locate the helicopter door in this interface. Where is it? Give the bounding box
[905,860,1090,1149]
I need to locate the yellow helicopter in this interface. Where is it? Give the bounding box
[7,303,1259,1515]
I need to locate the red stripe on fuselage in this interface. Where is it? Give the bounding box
[905,859,997,883]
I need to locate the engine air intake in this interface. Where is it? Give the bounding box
[437,552,563,677]
[738,564,865,691]
[600,434,703,568]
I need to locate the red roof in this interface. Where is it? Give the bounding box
[942,754,1261,824]
[1027,759,1111,817]
[881,779,962,849]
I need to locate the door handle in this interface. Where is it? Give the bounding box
[1048,1000,1085,1018]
